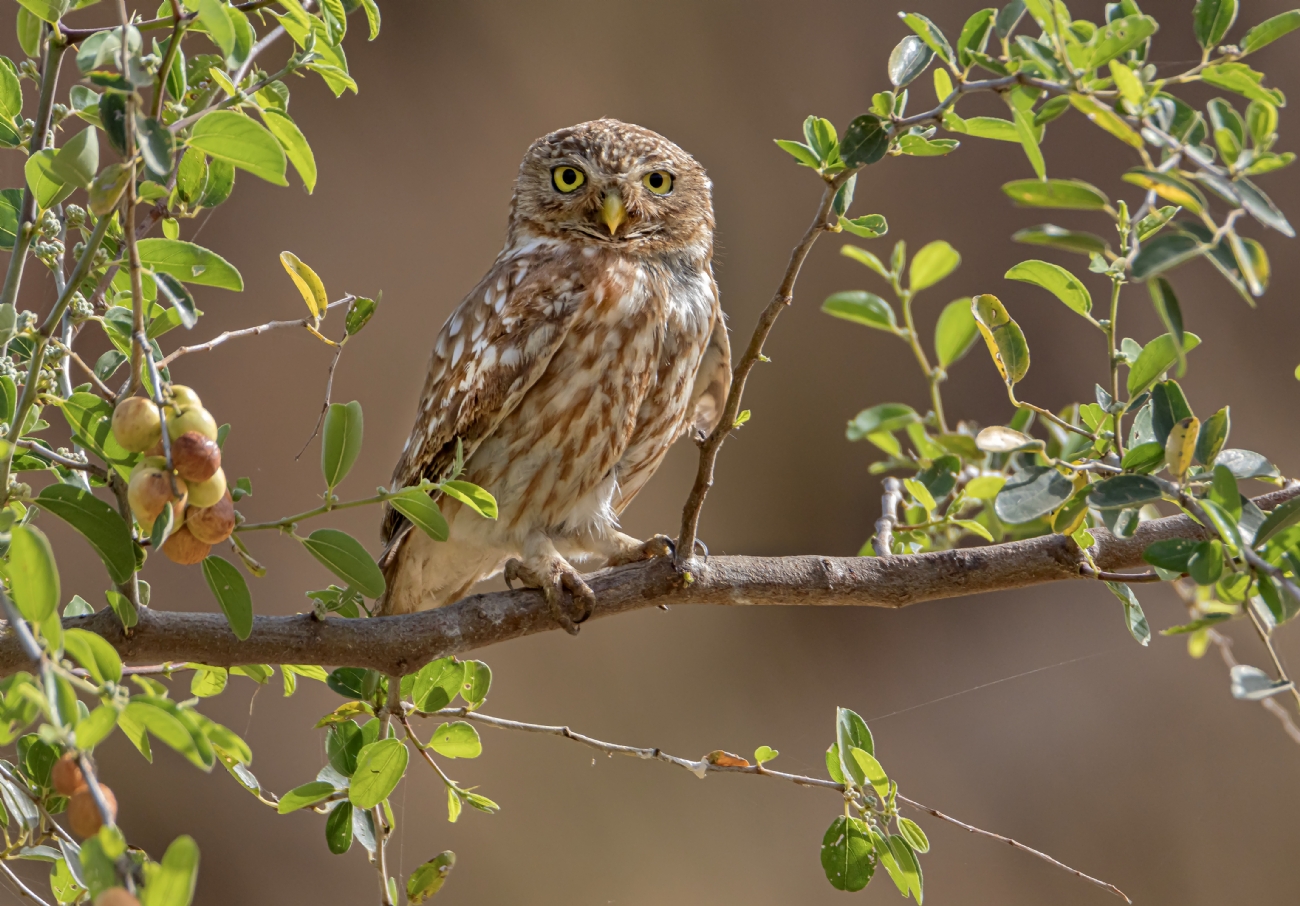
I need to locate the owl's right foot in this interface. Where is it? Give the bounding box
[503,555,595,636]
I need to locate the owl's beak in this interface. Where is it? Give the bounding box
[600,191,627,235]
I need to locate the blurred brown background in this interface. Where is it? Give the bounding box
[5,0,1300,903]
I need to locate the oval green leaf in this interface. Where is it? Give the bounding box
[1089,474,1165,509]
[909,240,960,292]
[971,294,1030,384]
[322,400,363,489]
[429,721,482,759]
[934,297,978,367]
[1126,332,1202,396]
[821,291,897,332]
[1002,178,1109,210]
[302,529,386,599]
[994,465,1073,523]
[63,628,123,684]
[820,815,875,892]
[349,738,409,809]
[277,780,338,814]
[201,555,253,641]
[389,489,450,542]
[37,484,136,585]
[1004,259,1092,316]
[9,525,59,623]
[187,110,288,186]
[440,481,498,520]
[136,238,243,290]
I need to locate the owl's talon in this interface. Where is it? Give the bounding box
[693,538,709,559]
[502,556,592,635]
[605,533,676,568]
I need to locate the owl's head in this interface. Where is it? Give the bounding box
[509,119,713,254]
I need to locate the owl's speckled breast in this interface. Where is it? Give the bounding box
[464,243,713,541]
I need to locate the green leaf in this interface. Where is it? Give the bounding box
[888,35,934,88]
[1090,14,1158,67]
[189,666,227,698]
[1143,537,1198,572]
[1126,332,1202,396]
[407,852,455,904]
[389,489,450,542]
[139,835,199,906]
[429,721,482,759]
[971,294,1030,384]
[135,117,174,180]
[849,746,890,798]
[1120,441,1165,473]
[1201,63,1285,106]
[63,629,122,684]
[840,114,890,167]
[345,296,378,336]
[1123,169,1205,215]
[1194,0,1238,48]
[327,720,363,776]
[198,158,235,207]
[201,556,253,641]
[24,151,74,210]
[1255,496,1300,545]
[1090,474,1164,509]
[302,529,386,599]
[821,291,897,332]
[1070,93,1144,148]
[753,745,779,765]
[49,127,99,188]
[1213,448,1279,480]
[846,403,919,440]
[775,139,820,168]
[934,298,977,367]
[1196,406,1230,465]
[440,481,498,519]
[1002,178,1109,209]
[957,8,996,66]
[956,115,1020,141]
[123,698,213,769]
[835,706,874,784]
[0,189,23,249]
[900,11,954,62]
[820,815,875,892]
[412,657,465,712]
[1242,10,1300,53]
[325,801,353,854]
[897,134,959,156]
[1130,231,1203,281]
[350,738,409,809]
[898,817,931,853]
[36,485,136,585]
[277,780,338,814]
[321,401,363,489]
[1106,582,1151,645]
[105,589,138,629]
[1236,178,1294,237]
[841,244,890,279]
[9,525,59,623]
[460,660,491,709]
[187,111,288,186]
[15,0,70,26]
[196,0,237,56]
[995,465,1072,523]
[839,213,890,236]
[260,110,316,193]
[136,238,243,290]
[1004,260,1092,316]
[909,240,960,292]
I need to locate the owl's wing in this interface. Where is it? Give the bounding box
[689,301,732,440]
[381,250,584,547]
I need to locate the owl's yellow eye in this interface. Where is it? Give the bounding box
[642,171,673,195]
[552,166,586,193]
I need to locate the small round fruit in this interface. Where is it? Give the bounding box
[94,889,141,906]
[166,405,218,441]
[111,397,161,453]
[171,431,221,483]
[128,465,186,532]
[162,525,210,565]
[186,467,226,508]
[169,384,203,410]
[187,491,235,545]
[68,785,116,838]
[52,754,86,795]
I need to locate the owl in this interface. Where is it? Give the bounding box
[379,119,731,632]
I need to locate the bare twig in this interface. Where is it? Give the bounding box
[896,797,1131,903]
[12,439,108,479]
[678,175,847,556]
[61,0,279,42]
[9,486,1294,677]
[69,350,118,398]
[295,340,346,460]
[873,477,904,557]
[0,862,53,906]
[412,705,1128,902]
[159,295,354,366]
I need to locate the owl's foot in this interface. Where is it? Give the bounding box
[503,556,594,636]
[604,533,676,568]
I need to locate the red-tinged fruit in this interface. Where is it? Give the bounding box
[52,754,86,795]
[171,430,221,483]
[187,491,235,545]
[68,785,116,838]
[162,525,211,565]
[186,466,226,508]
[128,462,187,532]
[110,396,161,453]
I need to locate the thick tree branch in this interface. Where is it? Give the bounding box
[2,486,1293,676]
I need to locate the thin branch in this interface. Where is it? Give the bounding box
[678,175,846,557]
[12,439,108,479]
[159,295,354,366]
[294,340,345,460]
[413,705,1128,902]
[873,477,903,557]
[68,350,117,398]
[6,486,1294,676]
[1078,565,1162,583]
[0,862,53,906]
[895,797,1131,903]
[60,0,279,42]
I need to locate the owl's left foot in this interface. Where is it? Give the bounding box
[604,533,676,568]
[504,556,595,636]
